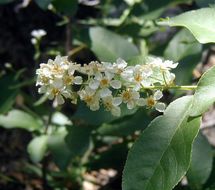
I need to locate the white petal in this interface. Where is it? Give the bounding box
[155,102,166,112]
[53,94,65,106]
[52,78,63,88]
[94,73,102,80]
[154,90,163,100]
[90,103,100,111]
[132,91,140,100]
[100,88,112,98]
[112,97,122,106]
[110,80,121,89]
[105,71,114,80]
[111,106,121,117]
[127,101,135,109]
[116,58,127,68]
[62,90,71,99]
[74,76,83,85]
[89,80,100,90]
[38,86,47,94]
[136,98,146,106]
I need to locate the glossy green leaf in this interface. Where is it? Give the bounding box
[52,0,78,16]
[122,96,201,190]
[164,29,202,62]
[89,27,139,62]
[190,65,215,116]
[187,133,213,189]
[0,110,42,131]
[28,135,48,163]
[34,0,52,9]
[98,109,151,137]
[159,8,215,44]
[65,125,92,157]
[73,102,136,126]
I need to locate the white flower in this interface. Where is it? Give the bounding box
[78,87,100,111]
[31,29,47,39]
[146,90,166,112]
[110,58,127,74]
[89,72,121,98]
[31,38,37,45]
[46,86,71,106]
[149,57,178,70]
[119,89,140,109]
[102,96,121,117]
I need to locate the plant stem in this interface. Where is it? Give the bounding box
[142,85,197,91]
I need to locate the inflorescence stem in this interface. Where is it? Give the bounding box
[142,85,197,91]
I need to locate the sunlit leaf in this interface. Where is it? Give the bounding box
[89,27,139,62]
[122,96,201,190]
[158,8,215,43]
[164,29,202,62]
[190,65,215,116]
[0,110,42,131]
[28,135,48,163]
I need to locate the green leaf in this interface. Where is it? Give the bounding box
[73,102,136,126]
[187,133,213,189]
[34,0,52,9]
[51,112,72,126]
[0,75,18,114]
[52,0,78,16]
[174,54,201,86]
[89,27,139,62]
[164,29,202,62]
[127,55,147,66]
[190,65,215,116]
[98,109,151,137]
[48,128,72,170]
[159,8,215,44]
[65,125,92,157]
[0,0,14,4]
[28,135,48,163]
[122,96,201,190]
[0,110,42,131]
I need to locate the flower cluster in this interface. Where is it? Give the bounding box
[36,55,178,116]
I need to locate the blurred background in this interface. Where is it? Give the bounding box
[0,0,215,189]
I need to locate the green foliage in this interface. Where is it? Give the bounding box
[159,8,215,44]
[34,0,52,9]
[65,125,92,158]
[0,110,42,131]
[52,0,78,15]
[2,1,215,190]
[190,65,215,116]
[187,133,213,189]
[0,75,18,114]
[122,96,201,190]
[48,127,72,170]
[164,29,202,62]
[89,27,139,62]
[28,135,48,163]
